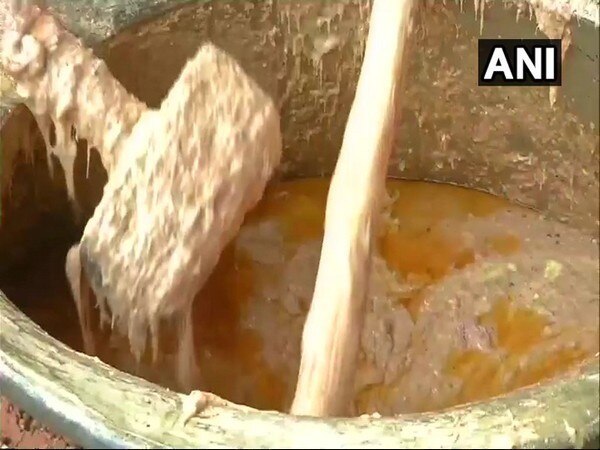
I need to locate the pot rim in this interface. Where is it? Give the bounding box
[1,291,598,448]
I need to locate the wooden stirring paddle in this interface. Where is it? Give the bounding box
[290,0,416,417]
[1,4,283,392]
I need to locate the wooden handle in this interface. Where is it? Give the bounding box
[290,0,415,417]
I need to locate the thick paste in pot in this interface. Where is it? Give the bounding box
[6,178,596,415]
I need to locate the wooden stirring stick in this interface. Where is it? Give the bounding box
[290,0,415,417]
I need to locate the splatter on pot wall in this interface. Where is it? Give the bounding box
[1,0,598,233]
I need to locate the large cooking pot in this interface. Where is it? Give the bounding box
[1,0,598,448]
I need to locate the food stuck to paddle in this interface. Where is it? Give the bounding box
[0,2,147,214]
[1,3,282,390]
[290,0,416,417]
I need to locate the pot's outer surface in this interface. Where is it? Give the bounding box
[1,1,599,448]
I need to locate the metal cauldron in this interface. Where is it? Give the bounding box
[1,1,598,447]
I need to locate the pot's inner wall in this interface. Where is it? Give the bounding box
[0,0,598,415]
[94,0,599,232]
[2,1,598,239]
